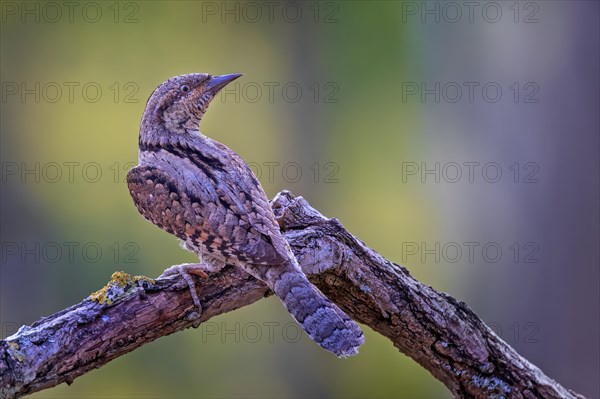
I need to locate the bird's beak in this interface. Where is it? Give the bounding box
[206,73,243,95]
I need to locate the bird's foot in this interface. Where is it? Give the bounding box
[160,263,209,316]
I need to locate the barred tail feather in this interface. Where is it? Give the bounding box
[270,265,364,357]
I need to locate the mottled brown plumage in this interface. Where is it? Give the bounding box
[127,73,363,357]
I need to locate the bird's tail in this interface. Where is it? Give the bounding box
[262,259,364,357]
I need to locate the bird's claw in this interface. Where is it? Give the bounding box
[161,263,209,316]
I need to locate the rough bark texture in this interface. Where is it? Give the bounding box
[0,191,585,399]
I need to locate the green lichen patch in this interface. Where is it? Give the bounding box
[89,271,134,305]
[7,341,25,362]
[133,274,155,285]
[133,275,157,290]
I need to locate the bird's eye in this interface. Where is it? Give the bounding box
[180,85,190,93]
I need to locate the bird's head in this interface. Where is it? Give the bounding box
[141,73,242,134]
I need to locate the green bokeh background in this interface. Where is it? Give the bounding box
[1,1,598,398]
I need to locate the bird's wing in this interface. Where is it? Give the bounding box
[127,163,287,266]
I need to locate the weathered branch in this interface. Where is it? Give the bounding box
[0,191,585,399]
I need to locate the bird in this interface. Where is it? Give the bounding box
[127,73,364,357]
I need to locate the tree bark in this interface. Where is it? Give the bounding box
[0,191,586,399]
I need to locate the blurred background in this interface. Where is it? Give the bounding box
[1,1,598,398]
